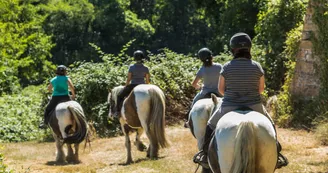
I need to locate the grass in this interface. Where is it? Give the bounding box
[1,125,328,173]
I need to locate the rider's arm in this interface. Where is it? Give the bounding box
[218,75,225,96]
[47,83,53,93]
[259,76,265,94]
[68,79,76,100]
[192,76,201,90]
[145,73,150,84]
[125,72,132,86]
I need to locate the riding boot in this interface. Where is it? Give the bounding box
[39,110,50,129]
[193,126,214,168]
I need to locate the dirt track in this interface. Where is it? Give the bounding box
[2,126,328,173]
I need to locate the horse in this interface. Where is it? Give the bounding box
[108,84,169,164]
[208,110,278,173]
[187,94,221,173]
[48,100,88,163]
[188,94,221,150]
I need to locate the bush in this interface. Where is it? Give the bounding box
[0,85,47,142]
[66,45,228,137]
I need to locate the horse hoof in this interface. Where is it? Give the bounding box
[137,144,147,152]
[150,156,158,160]
[56,160,67,164]
[126,160,133,165]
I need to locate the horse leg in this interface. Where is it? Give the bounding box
[145,128,158,159]
[55,138,65,163]
[66,144,74,163]
[74,143,80,163]
[123,124,133,164]
[135,128,147,151]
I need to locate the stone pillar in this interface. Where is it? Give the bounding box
[291,0,320,98]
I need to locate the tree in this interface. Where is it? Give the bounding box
[0,0,53,94]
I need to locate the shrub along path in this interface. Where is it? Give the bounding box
[2,125,328,173]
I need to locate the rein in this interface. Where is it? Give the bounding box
[194,164,200,173]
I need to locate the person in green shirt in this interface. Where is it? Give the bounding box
[39,65,76,129]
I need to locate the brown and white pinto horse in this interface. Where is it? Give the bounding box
[108,84,169,164]
[48,101,88,163]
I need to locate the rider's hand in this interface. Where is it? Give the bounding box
[71,95,76,100]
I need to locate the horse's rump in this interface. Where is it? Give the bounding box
[213,111,277,173]
[127,84,168,148]
[50,101,88,144]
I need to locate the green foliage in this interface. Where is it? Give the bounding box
[67,46,201,136]
[311,0,328,143]
[255,0,307,92]
[0,0,54,94]
[43,0,96,65]
[269,24,303,127]
[66,44,230,136]
[312,0,328,97]
[0,86,47,142]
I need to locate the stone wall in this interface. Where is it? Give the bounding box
[291,0,320,98]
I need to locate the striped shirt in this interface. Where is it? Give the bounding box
[221,58,264,106]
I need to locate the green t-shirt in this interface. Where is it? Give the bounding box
[50,76,69,96]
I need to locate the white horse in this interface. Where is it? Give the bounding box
[188,94,221,150]
[48,101,88,163]
[208,110,277,173]
[108,84,169,164]
[187,94,221,173]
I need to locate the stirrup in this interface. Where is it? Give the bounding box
[276,153,289,169]
[193,150,209,169]
[38,123,47,129]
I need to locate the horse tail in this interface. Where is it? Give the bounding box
[148,87,169,148]
[64,105,88,144]
[230,121,256,173]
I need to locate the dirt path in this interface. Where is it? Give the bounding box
[2,126,328,173]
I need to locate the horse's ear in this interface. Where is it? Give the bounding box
[211,93,218,105]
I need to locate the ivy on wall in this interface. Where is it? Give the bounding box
[312,0,328,97]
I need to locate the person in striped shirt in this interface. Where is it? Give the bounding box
[194,33,288,169]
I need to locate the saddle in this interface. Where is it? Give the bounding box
[203,92,221,99]
[233,106,253,113]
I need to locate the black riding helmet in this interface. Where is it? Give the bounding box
[198,48,213,61]
[56,65,67,75]
[133,50,145,61]
[230,32,252,50]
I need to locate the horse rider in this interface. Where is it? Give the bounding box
[39,65,76,129]
[185,48,222,125]
[114,50,150,117]
[193,32,289,169]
